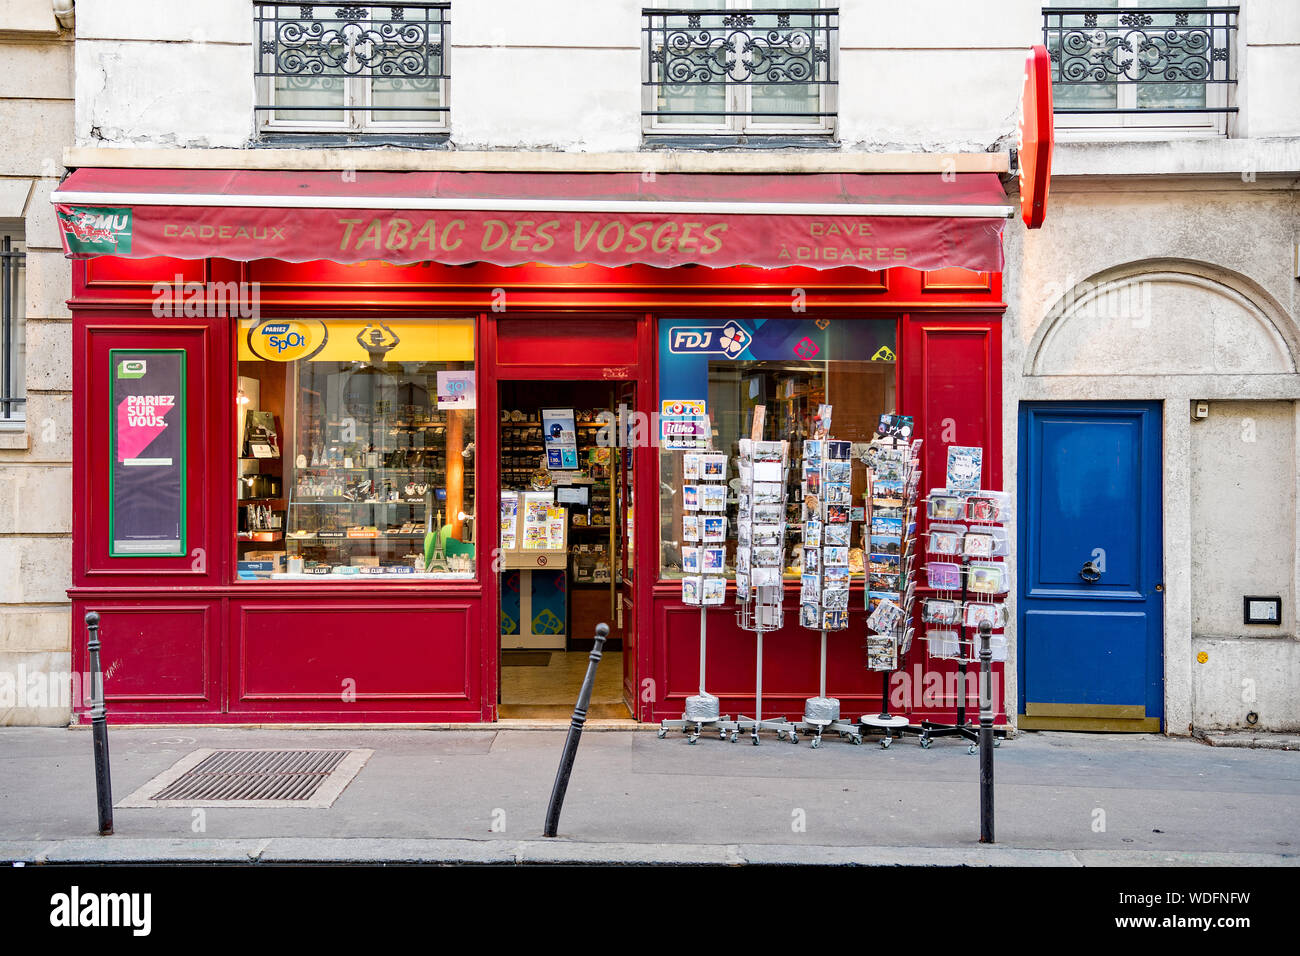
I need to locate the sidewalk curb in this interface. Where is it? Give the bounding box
[3,839,1296,867]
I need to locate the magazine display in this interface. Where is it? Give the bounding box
[798,405,854,632]
[681,450,729,607]
[735,437,790,631]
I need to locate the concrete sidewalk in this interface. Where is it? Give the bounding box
[1,726,1297,865]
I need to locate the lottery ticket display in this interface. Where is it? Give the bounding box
[798,405,855,632]
[734,438,790,631]
[681,451,729,606]
[862,429,923,671]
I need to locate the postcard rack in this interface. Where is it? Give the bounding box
[785,405,865,747]
[859,430,923,748]
[659,437,737,743]
[916,472,1011,753]
[733,431,796,745]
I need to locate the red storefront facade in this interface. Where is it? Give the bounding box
[58,169,1010,726]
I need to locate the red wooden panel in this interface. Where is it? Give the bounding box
[77,321,226,585]
[921,268,992,293]
[230,602,479,713]
[70,600,220,718]
[495,316,640,369]
[82,256,206,290]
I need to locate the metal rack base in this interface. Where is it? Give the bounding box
[658,716,738,744]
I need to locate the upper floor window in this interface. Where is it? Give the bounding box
[255,2,450,135]
[642,1,838,139]
[0,232,24,425]
[1043,2,1238,137]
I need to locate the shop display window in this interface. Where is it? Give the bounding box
[235,318,475,581]
[657,318,895,581]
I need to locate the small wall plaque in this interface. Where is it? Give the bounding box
[1243,596,1282,625]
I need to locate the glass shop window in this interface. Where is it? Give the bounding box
[235,317,476,581]
[657,317,896,581]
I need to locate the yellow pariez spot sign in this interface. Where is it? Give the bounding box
[239,318,474,363]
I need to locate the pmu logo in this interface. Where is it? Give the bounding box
[668,323,751,358]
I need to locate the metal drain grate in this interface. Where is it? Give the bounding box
[118,748,374,809]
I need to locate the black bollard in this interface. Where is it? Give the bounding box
[543,622,608,838]
[85,611,113,836]
[977,620,994,843]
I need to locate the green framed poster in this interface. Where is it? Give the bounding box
[109,348,186,557]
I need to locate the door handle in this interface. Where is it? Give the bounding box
[1079,560,1102,583]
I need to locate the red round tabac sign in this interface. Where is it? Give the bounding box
[1019,45,1054,229]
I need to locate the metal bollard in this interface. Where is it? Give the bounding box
[85,611,114,836]
[543,622,608,838]
[977,620,994,844]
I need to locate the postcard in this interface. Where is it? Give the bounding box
[926,561,962,590]
[682,485,700,510]
[681,576,701,606]
[753,503,783,525]
[823,546,849,567]
[823,522,851,547]
[826,504,850,524]
[702,576,727,605]
[928,494,964,520]
[871,515,902,536]
[946,445,983,492]
[803,546,820,572]
[823,587,850,610]
[822,609,849,630]
[964,601,1006,629]
[701,454,727,479]
[869,534,902,555]
[803,519,822,548]
[876,414,915,441]
[682,514,700,542]
[967,562,1006,594]
[823,482,852,505]
[734,571,750,599]
[752,546,781,568]
[800,603,821,628]
[754,481,784,504]
[751,566,781,587]
[700,484,727,512]
[703,515,727,541]
[702,547,726,572]
[963,532,995,558]
[753,460,783,483]
[681,546,700,573]
[682,454,701,480]
[923,597,959,625]
[867,598,905,635]
[866,635,898,671]
[802,440,823,461]
[801,574,821,604]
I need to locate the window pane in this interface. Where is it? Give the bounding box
[658,318,896,580]
[652,6,731,125]
[267,15,347,123]
[748,0,825,125]
[1047,0,1119,112]
[366,11,446,125]
[0,234,24,422]
[236,318,476,582]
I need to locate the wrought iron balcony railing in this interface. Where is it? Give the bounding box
[1043,6,1238,115]
[642,7,839,128]
[255,2,450,130]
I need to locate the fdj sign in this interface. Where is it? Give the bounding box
[667,323,752,358]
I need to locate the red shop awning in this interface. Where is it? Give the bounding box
[51,168,1013,272]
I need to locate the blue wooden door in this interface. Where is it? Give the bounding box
[1017,402,1164,731]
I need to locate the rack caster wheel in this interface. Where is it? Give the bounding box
[920,737,932,749]
[751,734,760,746]
[789,733,799,745]
[879,736,890,749]
[657,728,667,739]
[719,729,728,740]
[730,732,739,743]
[968,743,978,755]
[689,734,700,745]
[851,735,863,746]
[810,737,821,749]
[994,738,1002,748]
